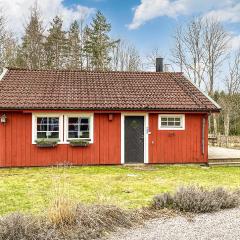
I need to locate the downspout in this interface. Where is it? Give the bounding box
[202,116,206,155]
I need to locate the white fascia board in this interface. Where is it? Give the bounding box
[0,68,8,81]
[187,77,221,110]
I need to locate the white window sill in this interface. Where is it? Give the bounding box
[64,140,93,144]
[159,127,185,130]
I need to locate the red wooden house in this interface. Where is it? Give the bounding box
[0,60,220,167]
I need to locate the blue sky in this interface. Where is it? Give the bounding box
[63,0,175,56]
[1,0,240,70]
[62,0,240,60]
[64,0,182,57]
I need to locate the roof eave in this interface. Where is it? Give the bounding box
[0,106,220,113]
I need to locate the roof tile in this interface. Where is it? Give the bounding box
[0,69,220,112]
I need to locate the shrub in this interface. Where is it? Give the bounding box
[48,197,77,226]
[152,186,240,213]
[0,204,145,240]
[152,192,174,209]
[0,213,45,240]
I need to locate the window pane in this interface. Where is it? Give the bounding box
[168,121,174,126]
[37,124,48,131]
[68,131,78,138]
[69,118,78,124]
[161,117,167,121]
[49,118,59,125]
[175,118,181,122]
[48,132,59,139]
[161,122,167,126]
[175,122,181,126]
[46,131,58,138]
[168,118,174,121]
[81,131,90,138]
[80,125,89,131]
[37,132,47,138]
[49,125,59,131]
[68,124,78,131]
[37,117,47,124]
[80,118,89,124]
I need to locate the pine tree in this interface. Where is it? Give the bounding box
[45,16,67,69]
[84,11,118,70]
[19,5,45,69]
[66,20,82,69]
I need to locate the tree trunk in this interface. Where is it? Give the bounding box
[213,113,218,136]
[224,111,230,147]
[224,112,230,137]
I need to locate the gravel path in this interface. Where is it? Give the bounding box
[208,146,240,159]
[106,208,240,240]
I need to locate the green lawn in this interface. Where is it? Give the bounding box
[1,165,240,215]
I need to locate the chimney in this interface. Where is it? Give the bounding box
[156,58,163,72]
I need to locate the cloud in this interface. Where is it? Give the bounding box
[204,3,240,23]
[128,0,185,30]
[0,0,95,38]
[128,0,239,30]
[229,35,240,50]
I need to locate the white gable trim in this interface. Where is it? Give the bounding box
[187,78,221,110]
[0,68,8,81]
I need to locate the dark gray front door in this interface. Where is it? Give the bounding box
[125,116,144,163]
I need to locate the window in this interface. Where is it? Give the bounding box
[158,114,185,130]
[32,114,63,144]
[32,113,93,144]
[68,117,90,139]
[65,114,94,143]
[37,117,59,139]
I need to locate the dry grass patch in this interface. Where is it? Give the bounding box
[152,186,240,213]
[0,204,148,240]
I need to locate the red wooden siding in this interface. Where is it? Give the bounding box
[148,113,208,164]
[0,112,121,167]
[0,111,208,167]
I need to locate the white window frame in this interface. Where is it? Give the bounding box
[64,113,94,144]
[158,114,185,130]
[32,113,64,144]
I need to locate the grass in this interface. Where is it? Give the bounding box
[1,165,240,215]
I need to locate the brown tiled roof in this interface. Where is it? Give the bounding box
[0,68,220,112]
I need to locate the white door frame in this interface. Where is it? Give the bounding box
[121,113,149,164]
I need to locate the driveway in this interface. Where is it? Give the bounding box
[209,146,240,159]
[106,208,240,240]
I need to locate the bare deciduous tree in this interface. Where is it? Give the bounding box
[111,40,142,71]
[171,19,205,87]
[145,47,162,70]
[203,18,230,95]
[0,14,17,69]
[171,17,229,91]
[171,17,230,135]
